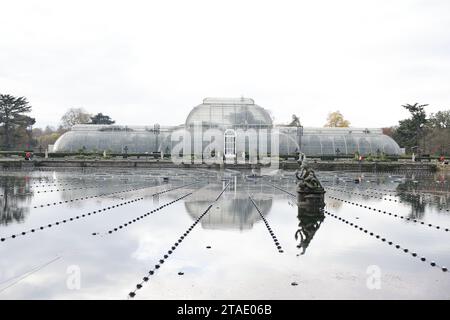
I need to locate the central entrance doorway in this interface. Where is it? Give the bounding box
[224,129,236,163]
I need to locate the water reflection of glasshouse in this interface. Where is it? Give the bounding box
[53,97,401,156]
[184,186,272,230]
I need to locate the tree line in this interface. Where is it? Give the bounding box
[385,103,450,155]
[0,94,115,151]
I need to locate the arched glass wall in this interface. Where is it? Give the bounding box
[54,126,401,156]
[53,125,168,153]
[292,133,400,156]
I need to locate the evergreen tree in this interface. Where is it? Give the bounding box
[392,103,428,153]
[0,94,35,150]
[90,113,115,125]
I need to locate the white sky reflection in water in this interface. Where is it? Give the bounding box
[0,168,449,299]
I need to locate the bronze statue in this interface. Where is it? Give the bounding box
[295,153,325,211]
[295,153,324,193]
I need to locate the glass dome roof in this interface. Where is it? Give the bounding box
[185,97,273,128]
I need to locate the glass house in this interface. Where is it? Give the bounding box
[53,97,401,156]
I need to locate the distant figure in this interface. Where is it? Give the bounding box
[24,152,32,161]
[412,153,416,162]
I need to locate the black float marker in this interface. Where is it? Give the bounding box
[249,194,284,253]
[325,210,448,274]
[100,192,194,235]
[128,181,230,299]
[31,180,199,209]
[326,185,449,213]
[0,182,199,244]
[0,196,145,243]
[31,182,155,209]
[326,195,450,233]
[268,183,296,197]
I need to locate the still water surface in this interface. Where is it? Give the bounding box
[0,168,449,299]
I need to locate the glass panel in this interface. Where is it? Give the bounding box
[308,135,322,156]
[333,135,346,155]
[358,137,371,155]
[301,135,312,155]
[320,136,334,155]
[345,135,358,154]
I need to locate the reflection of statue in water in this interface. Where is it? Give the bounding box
[295,153,325,210]
[295,208,324,254]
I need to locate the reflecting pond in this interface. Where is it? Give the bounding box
[0,168,449,299]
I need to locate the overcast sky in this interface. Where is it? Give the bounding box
[1,0,449,129]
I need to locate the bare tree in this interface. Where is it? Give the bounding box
[60,108,91,129]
